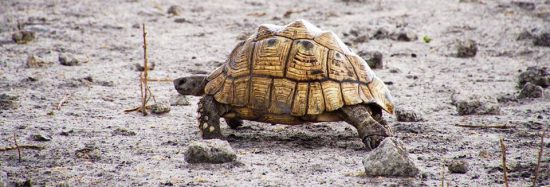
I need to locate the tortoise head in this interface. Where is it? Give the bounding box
[173,76,207,96]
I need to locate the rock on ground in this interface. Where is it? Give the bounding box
[12,30,35,44]
[75,145,101,161]
[390,28,418,42]
[58,53,88,66]
[31,133,52,142]
[533,32,550,47]
[167,5,184,16]
[395,108,423,122]
[455,39,478,58]
[518,82,544,98]
[362,137,419,177]
[358,50,383,69]
[0,94,19,110]
[518,66,549,88]
[447,160,469,174]
[151,103,171,114]
[451,93,500,115]
[170,94,190,106]
[371,27,390,39]
[26,55,51,68]
[184,139,237,163]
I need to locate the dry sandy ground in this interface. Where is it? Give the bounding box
[1,0,549,186]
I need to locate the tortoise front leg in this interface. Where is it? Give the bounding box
[197,96,223,139]
[340,105,393,150]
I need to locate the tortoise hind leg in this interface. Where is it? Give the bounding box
[197,96,226,139]
[225,118,243,129]
[340,105,393,150]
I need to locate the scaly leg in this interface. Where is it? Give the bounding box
[340,105,393,150]
[197,96,223,139]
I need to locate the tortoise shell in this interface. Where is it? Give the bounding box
[204,20,394,123]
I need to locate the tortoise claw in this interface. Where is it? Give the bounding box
[363,135,385,151]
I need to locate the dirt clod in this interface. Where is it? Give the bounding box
[0,93,20,110]
[451,93,500,115]
[517,30,534,40]
[518,66,549,88]
[371,27,390,40]
[358,50,383,69]
[184,139,237,163]
[112,128,136,136]
[362,138,419,177]
[75,145,101,161]
[518,82,544,98]
[151,103,171,114]
[533,32,550,47]
[511,1,535,11]
[395,108,423,122]
[26,55,51,68]
[455,39,478,58]
[448,160,469,174]
[12,31,35,44]
[167,5,184,16]
[31,133,52,142]
[59,53,88,66]
[390,28,418,42]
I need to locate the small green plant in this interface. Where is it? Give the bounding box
[423,35,432,43]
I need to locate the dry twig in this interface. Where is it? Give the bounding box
[499,138,509,187]
[532,130,545,187]
[14,133,21,162]
[125,23,158,114]
[147,78,173,82]
[141,23,149,116]
[56,92,74,110]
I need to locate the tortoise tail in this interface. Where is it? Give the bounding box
[173,76,207,96]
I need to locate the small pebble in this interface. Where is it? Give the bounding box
[151,103,171,114]
[448,160,469,174]
[518,66,549,88]
[170,95,191,106]
[26,55,51,68]
[167,5,183,16]
[59,53,88,66]
[371,27,390,39]
[12,30,35,44]
[456,39,478,58]
[0,93,19,110]
[31,133,52,142]
[358,50,383,69]
[75,145,101,161]
[390,28,418,42]
[533,32,550,47]
[512,1,536,11]
[395,108,424,122]
[518,82,544,98]
[112,128,137,136]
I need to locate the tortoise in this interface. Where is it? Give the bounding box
[174,19,394,150]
